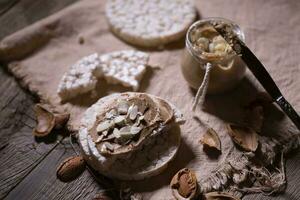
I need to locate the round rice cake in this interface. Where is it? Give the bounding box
[105,0,197,47]
[78,92,184,180]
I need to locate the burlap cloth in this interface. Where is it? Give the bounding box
[1,0,299,199]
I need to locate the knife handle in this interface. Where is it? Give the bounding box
[276,96,300,130]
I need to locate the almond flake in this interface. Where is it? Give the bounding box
[96,120,114,133]
[105,142,115,151]
[105,109,117,119]
[96,135,104,143]
[117,100,129,114]
[113,128,121,138]
[131,126,142,135]
[114,115,126,125]
[128,105,139,120]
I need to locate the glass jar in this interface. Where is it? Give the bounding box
[181,17,246,94]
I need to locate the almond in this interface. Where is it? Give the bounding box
[56,155,86,182]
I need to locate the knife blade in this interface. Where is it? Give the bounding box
[211,22,300,130]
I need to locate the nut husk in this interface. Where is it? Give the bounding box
[204,192,241,200]
[200,128,221,152]
[33,104,56,137]
[33,104,70,137]
[226,124,258,152]
[170,168,199,200]
[56,155,86,182]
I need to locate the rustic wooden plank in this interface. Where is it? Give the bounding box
[0,67,61,199]
[4,138,107,200]
[0,0,77,40]
[0,0,20,16]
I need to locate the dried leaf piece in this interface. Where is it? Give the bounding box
[56,155,86,182]
[33,104,55,137]
[204,192,241,200]
[170,168,199,200]
[226,124,258,152]
[200,128,221,152]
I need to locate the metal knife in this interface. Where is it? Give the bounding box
[212,23,300,130]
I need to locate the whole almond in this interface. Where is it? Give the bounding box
[56,155,86,182]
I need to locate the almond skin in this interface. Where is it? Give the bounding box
[56,156,86,182]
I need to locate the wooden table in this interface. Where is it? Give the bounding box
[0,1,300,199]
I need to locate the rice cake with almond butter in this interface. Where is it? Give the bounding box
[78,92,185,180]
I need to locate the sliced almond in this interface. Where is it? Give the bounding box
[105,142,115,152]
[226,124,258,152]
[131,126,142,135]
[113,128,121,138]
[200,128,221,152]
[170,168,199,200]
[105,109,117,119]
[56,156,86,182]
[96,120,114,133]
[117,100,129,114]
[129,105,138,120]
[204,192,240,200]
[95,135,105,143]
[113,115,126,125]
[33,104,56,137]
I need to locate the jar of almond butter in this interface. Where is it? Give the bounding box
[181,18,246,94]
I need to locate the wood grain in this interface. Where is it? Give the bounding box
[0,67,59,199]
[0,0,76,40]
[4,138,104,200]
